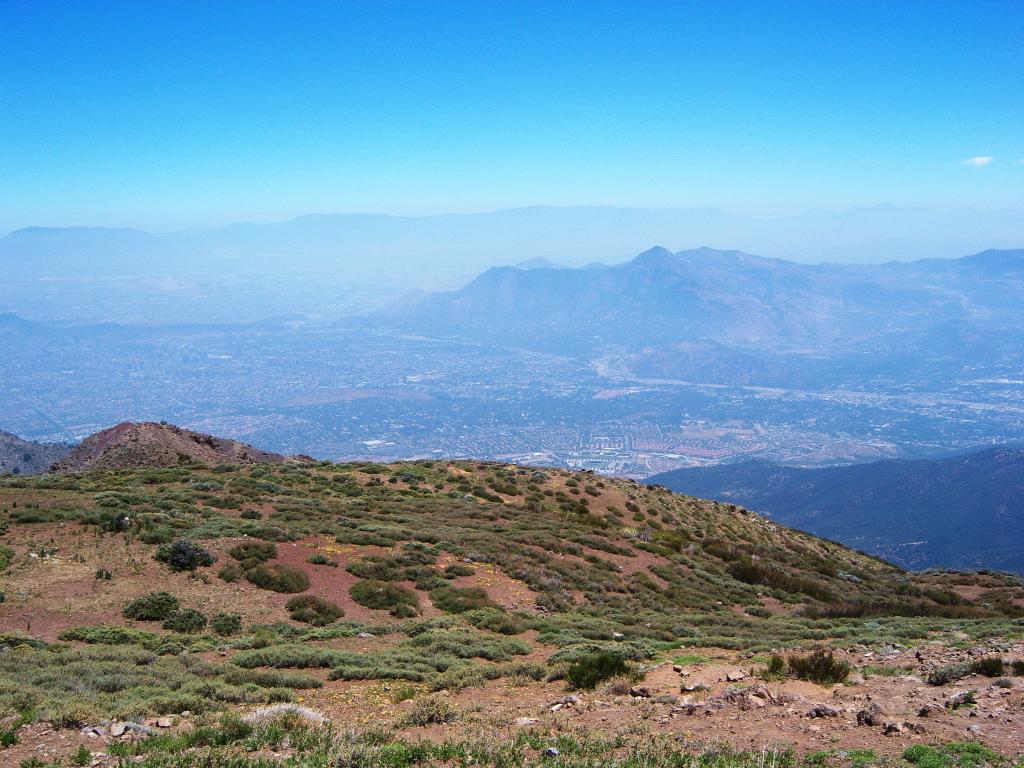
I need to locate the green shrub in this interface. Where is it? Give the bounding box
[927,662,972,686]
[162,608,207,634]
[286,595,344,626]
[71,745,92,766]
[429,585,494,613]
[566,651,628,690]
[971,656,1004,677]
[444,563,475,578]
[246,563,310,593]
[464,608,526,635]
[398,695,458,726]
[155,540,215,571]
[218,563,243,582]
[240,509,262,520]
[123,591,179,621]
[210,612,243,636]
[350,579,419,616]
[787,649,850,685]
[228,540,277,566]
[762,653,786,680]
[307,552,337,567]
[1012,660,1024,676]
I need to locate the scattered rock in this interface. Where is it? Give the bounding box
[857,704,883,726]
[514,717,538,727]
[883,721,904,736]
[808,705,841,719]
[946,691,975,710]
[629,687,652,698]
[156,717,173,728]
[725,670,747,682]
[544,747,560,757]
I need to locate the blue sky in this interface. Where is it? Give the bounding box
[1,0,1022,231]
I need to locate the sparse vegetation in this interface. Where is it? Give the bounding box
[245,562,310,593]
[286,594,344,626]
[123,591,180,621]
[155,540,215,571]
[566,651,629,689]
[351,579,419,616]
[787,649,850,685]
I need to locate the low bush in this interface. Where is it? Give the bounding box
[307,552,337,567]
[123,592,179,621]
[971,656,1004,677]
[566,651,628,690]
[228,540,277,567]
[155,540,215,571]
[218,563,243,583]
[398,695,459,726]
[1013,660,1024,676]
[927,662,972,686]
[787,649,850,685]
[246,563,310,593]
[350,579,419,616]
[762,653,787,680]
[210,612,243,636]
[429,585,494,613]
[240,509,262,520]
[162,608,208,634]
[444,563,475,578]
[286,595,344,626]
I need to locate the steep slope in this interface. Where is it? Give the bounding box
[2,448,1023,761]
[646,447,1024,573]
[0,430,70,475]
[50,421,291,472]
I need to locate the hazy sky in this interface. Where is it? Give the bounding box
[2,0,1022,231]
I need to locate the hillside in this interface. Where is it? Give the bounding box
[1,449,1023,764]
[0,430,70,475]
[646,447,1024,573]
[50,421,293,473]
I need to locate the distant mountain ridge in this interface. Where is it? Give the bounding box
[389,245,1024,359]
[0,431,70,475]
[645,447,1024,573]
[4,205,1024,286]
[51,421,300,473]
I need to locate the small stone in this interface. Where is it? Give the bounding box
[110,723,126,737]
[544,747,560,757]
[725,670,747,682]
[857,704,883,726]
[808,705,841,719]
[514,717,538,727]
[883,722,903,736]
[156,717,173,728]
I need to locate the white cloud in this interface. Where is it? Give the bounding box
[962,156,994,167]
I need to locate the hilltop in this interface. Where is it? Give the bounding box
[50,421,296,473]
[646,447,1024,573]
[1,432,1023,764]
[0,430,70,475]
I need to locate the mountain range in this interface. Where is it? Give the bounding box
[4,205,1024,287]
[390,246,1024,367]
[646,447,1024,573]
